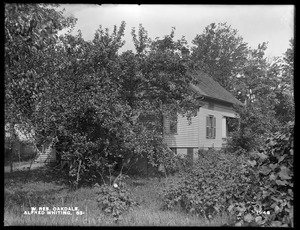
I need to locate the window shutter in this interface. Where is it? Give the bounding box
[213,116,216,138]
[206,116,210,138]
[226,121,229,138]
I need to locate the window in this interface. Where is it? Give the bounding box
[163,111,178,135]
[206,115,216,139]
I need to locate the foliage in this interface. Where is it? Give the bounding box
[191,22,248,91]
[5,3,76,124]
[5,4,201,185]
[5,168,230,226]
[5,4,293,193]
[125,25,202,170]
[227,102,273,153]
[162,150,248,218]
[4,3,77,160]
[273,38,294,125]
[47,23,202,185]
[96,174,139,221]
[228,121,293,227]
[227,42,293,153]
[191,23,294,153]
[163,122,293,226]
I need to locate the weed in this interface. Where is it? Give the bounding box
[4,161,232,226]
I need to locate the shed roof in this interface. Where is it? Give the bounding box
[190,70,243,106]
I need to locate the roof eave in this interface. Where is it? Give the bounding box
[200,95,243,107]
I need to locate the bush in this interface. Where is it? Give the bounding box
[162,149,249,218]
[162,121,293,227]
[228,121,294,227]
[96,174,139,222]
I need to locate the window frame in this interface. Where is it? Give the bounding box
[206,115,216,139]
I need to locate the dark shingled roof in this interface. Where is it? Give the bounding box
[190,70,244,106]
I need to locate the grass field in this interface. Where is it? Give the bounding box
[4,162,230,226]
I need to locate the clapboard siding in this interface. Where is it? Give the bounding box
[198,101,237,149]
[164,113,199,148]
[164,99,238,149]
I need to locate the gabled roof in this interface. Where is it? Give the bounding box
[190,70,244,106]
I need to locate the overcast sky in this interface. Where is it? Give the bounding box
[58,4,294,58]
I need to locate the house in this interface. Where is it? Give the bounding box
[163,70,243,161]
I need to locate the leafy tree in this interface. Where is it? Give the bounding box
[228,42,283,152]
[5,4,76,124]
[7,18,202,186]
[49,22,133,186]
[192,23,294,153]
[273,39,294,124]
[118,25,202,169]
[191,22,248,92]
[5,4,76,171]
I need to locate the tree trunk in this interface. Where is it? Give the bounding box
[9,122,16,173]
[146,157,149,179]
[16,141,21,166]
[10,146,13,173]
[76,160,82,190]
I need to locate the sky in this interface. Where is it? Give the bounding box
[58,4,294,58]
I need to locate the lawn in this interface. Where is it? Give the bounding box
[4,162,230,226]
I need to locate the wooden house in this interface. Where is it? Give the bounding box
[163,70,243,160]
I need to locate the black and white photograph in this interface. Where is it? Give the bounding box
[4,4,294,226]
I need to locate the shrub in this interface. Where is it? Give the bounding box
[163,120,293,227]
[96,174,139,222]
[228,121,294,227]
[162,149,249,218]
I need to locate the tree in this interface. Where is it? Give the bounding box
[118,25,202,169]
[5,3,76,170]
[5,4,77,136]
[43,23,203,185]
[191,23,274,152]
[273,38,294,124]
[228,40,294,152]
[191,22,248,92]
[192,22,294,153]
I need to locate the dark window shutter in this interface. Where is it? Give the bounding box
[213,116,216,138]
[226,119,229,137]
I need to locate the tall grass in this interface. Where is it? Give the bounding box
[4,165,230,226]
